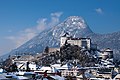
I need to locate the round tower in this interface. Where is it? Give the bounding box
[102,48,113,60]
[104,48,113,59]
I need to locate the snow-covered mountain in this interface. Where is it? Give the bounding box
[8,16,120,59]
[9,16,93,54]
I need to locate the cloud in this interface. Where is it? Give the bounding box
[95,8,103,14]
[36,18,47,32]
[6,36,15,40]
[37,12,63,31]
[5,30,36,47]
[5,12,63,48]
[51,12,63,17]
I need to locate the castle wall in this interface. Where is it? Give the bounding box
[60,36,91,50]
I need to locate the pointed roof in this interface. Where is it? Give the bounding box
[62,32,70,37]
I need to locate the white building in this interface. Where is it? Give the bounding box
[13,61,36,71]
[102,48,113,60]
[12,55,36,71]
[60,33,91,50]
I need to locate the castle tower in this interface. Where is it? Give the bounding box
[104,48,113,59]
[60,33,70,47]
[102,48,113,60]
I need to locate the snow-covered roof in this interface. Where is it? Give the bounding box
[50,75,64,80]
[15,76,29,79]
[0,68,3,73]
[51,64,61,68]
[60,63,73,70]
[114,74,120,78]
[104,48,112,52]
[38,66,59,73]
[57,64,68,70]
[29,63,36,68]
[39,66,52,71]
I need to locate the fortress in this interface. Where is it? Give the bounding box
[60,33,91,50]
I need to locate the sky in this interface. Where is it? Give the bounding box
[0,0,120,56]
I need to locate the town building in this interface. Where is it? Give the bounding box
[12,55,36,71]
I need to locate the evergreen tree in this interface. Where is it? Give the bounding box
[44,46,49,53]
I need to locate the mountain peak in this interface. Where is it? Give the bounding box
[53,16,93,38]
[67,16,83,21]
[64,16,87,29]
